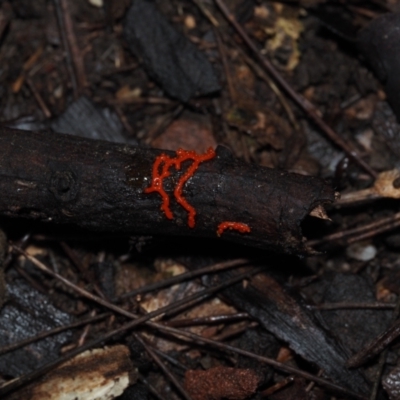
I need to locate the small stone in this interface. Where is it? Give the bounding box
[184,15,196,29]
[346,242,377,261]
[88,0,103,7]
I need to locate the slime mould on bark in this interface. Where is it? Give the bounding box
[0,127,335,254]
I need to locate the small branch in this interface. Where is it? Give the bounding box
[164,312,249,327]
[26,77,52,119]
[59,0,87,91]
[60,241,106,299]
[307,211,400,247]
[53,0,87,97]
[0,128,335,254]
[347,318,400,369]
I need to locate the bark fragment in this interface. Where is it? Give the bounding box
[6,345,135,400]
[124,0,220,102]
[0,279,73,377]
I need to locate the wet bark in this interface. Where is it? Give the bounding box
[0,127,335,254]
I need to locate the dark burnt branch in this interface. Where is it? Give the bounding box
[0,127,335,254]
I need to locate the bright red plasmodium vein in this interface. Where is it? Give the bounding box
[144,147,216,228]
[217,221,251,236]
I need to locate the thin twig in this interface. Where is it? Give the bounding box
[138,373,165,400]
[306,369,324,393]
[192,0,299,130]
[214,29,236,102]
[212,321,258,342]
[12,46,44,93]
[190,0,219,27]
[115,258,249,301]
[134,333,192,400]
[14,263,48,294]
[347,5,380,19]
[113,105,135,136]
[109,96,176,105]
[154,269,262,321]
[368,295,400,400]
[260,376,295,396]
[0,313,109,356]
[53,0,78,97]
[213,0,377,178]
[233,42,300,131]
[347,217,400,244]
[307,212,400,247]
[60,241,106,299]
[347,319,400,369]
[152,347,188,371]
[164,312,249,327]
[13,246,253,326]
[315,302,395,310]
[59,0,87,91]
[25,77,52,119]
[345,294,400,400]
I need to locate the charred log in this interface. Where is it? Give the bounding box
[0,127,335,254]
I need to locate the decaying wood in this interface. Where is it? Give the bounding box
[0,127,335,254]
[6,345,135,400]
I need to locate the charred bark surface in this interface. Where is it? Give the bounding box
[0,127,335,254]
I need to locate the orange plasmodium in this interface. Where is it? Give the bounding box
[217,221,251,236]
[144,147,216,228]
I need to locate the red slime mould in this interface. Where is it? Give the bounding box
[144,147,216,228]
[173,148,216,228]
[144,153,176,220]
[217,221,251,236]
